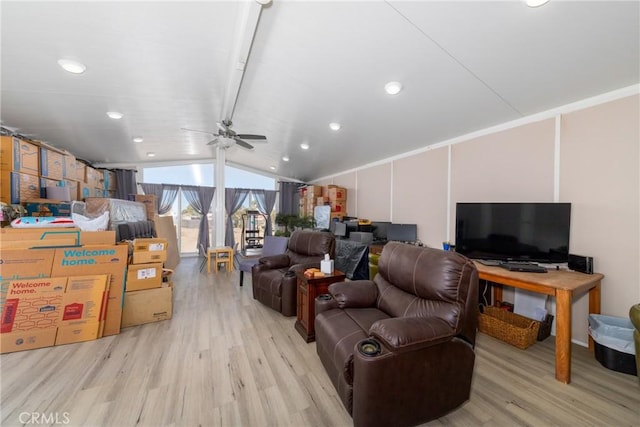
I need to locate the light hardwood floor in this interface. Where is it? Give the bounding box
[1,257,638,426]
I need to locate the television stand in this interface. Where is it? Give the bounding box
[474,261,603,384]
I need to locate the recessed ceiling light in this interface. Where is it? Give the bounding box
[147,152,156,157]
[269,165,276,171]
[384,81,403,95]
[282,156,290,162]
[132,137,143,143]
[57,59,86,74]
[525,0,550,7]
[329,122,341,131]
[300,143,310,150]
[106,111,124,120]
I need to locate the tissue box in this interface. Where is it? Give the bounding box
[320,259,334,274]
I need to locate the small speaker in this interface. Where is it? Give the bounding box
[568,254,593,274]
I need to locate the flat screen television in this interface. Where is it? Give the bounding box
[455,202,571,263]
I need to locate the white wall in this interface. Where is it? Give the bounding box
[316,90,640,345]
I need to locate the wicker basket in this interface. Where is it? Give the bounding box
[478,306,540,349]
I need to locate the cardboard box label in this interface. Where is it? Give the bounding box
[148,243,165,251]
[137,267,157,280]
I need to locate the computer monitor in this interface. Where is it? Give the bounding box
[371,221,391,241]
[333,222,347,238]
[387,224,417,243]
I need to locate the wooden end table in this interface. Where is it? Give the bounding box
[295,269,346,342]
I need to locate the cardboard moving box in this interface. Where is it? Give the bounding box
[0,136,39,176]
[126,263,163,292]
[55,274,109,345]
[121,283,173,328]
[1,277,66,334]
[132,238,168,264]
[51,245,127,336]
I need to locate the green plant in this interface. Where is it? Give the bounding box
[275,213,315,236]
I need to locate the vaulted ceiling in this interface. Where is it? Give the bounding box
[2,1,638,182]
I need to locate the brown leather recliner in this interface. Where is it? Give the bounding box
[315,242,479,427]
[252,230,335,316]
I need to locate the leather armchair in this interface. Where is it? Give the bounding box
[315,242,479,427]
[252,230,335,316]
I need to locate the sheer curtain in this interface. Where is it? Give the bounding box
[182,185,216,253]
[279,181,302,215]
[225,188,250,248]
[253,189,278,236]
[140,183,180,214]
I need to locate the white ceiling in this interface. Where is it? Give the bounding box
[1,1,638,182]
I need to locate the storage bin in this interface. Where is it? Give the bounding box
[537,314,554,341]
[478,305,540,349]
[588,314,637,376]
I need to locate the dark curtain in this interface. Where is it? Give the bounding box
[115,169,137,200]
[225,188,250,248]
[279,181,302,216]
[182,185,216,254]
[253,189,278,236]
[140,183,180,214]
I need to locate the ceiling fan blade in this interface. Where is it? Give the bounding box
[236,134,267,141]
[206,138,219,146]
[181,127,215,135]
[234,138,254,150]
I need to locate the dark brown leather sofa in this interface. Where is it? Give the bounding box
[252,230,335,316]
[315,242,478,427]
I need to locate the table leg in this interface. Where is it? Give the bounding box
[555,289,572,383]
[207,252,211,274]
[588,282,602,351]
[492,284,503,306]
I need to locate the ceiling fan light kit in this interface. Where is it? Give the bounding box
[182,120,267,151]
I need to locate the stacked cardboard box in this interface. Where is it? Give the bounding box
[299,185,323,217]
[0,135,110,204]
[134,194,159,222]
[327,185,347,221]
[121,237,173,328]
[0,228,128,353]
[0,136,41,204]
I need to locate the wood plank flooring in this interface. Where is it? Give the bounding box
[1,257,638,426]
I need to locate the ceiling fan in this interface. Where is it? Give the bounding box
[181,119,267,150]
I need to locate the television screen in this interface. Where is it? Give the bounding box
[387,224,417,243]
[455,202,571,263]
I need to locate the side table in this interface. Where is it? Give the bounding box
[295,269,346,342]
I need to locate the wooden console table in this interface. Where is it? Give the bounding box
[295,270,346,342]
[475,262,603,384]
